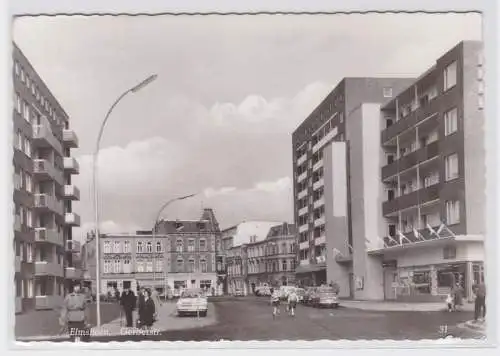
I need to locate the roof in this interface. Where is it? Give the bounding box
[156,208,221,234]
[229,221,283,247]
[266,223,297,238]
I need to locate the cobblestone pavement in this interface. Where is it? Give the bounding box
[39,296,483,342]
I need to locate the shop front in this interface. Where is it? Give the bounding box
[295,264,327,287]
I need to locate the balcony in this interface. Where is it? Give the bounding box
[313,178,324,191]
[32,117,63,154]
[313,127,338,153]
[382,141,440,179]
[14,215,21,232]
[382,184,440,216]
[297,188,308,200]
[315,235,326,246]
[298,206,308,216]
[381,98,440,143]
[299,224,309,233]
[63,157,80,174]
[65,239,81,253]
[314,216,326,227]
[63,129,79,148]
[35,295,64,310]
[313,197,325,209]
[34,261,64,277]
[35,227,64,246]
[65,212,81,226]
[65,266,83,280]
[299,241,309,250]
[297,153,307,166]
[297,171,307,183]
[15,256,21,273]
[33,159,64,185]
[34,194,64,215]
[300,259,310,266]
[313,159,323,172]
[64,185,80,200]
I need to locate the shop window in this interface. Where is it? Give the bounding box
[412,271,431,294]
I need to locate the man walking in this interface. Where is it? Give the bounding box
[472,280,486,322]
[60,282,90,342]
[120,283,137,327]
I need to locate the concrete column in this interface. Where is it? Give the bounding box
[430,265,438,296]
[465,261,473,302]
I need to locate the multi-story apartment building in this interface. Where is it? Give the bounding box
[97,209,221,296]
[223,221,293,295]
[292,77,414,289]
[13,43,80,313]
[246,223,297,292]
[374,41,485,302]
[292,41,485,302]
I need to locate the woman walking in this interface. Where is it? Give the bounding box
[139,289,156,329]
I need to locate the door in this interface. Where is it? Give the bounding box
[384,268,398,300]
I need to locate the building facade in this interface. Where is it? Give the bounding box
[97,209,221,296]
[292,77,414,289]
[13,43,80,313]
[292,40,485,301]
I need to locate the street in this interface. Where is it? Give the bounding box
[57,297,482,342]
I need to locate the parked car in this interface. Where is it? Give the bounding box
[279,286,296,300]
[255,285,271,296]
[233,288,244,296]
[312,287,339,308]
[303,287,318,305]
[176,289,208,317]
[295,288,306,303]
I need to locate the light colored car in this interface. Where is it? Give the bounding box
[295,288,306,303]
[176,289,208,317]
[233,288,244,296]
[314,287,339,308]
[255,285,271,296]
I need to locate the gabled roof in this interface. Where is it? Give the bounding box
[229,221,283,247]
[156,208,220,234]
[266,222,297,238]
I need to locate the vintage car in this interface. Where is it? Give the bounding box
[312,287,339,308]
[233,288,245,297]
[254,285,271,296]
[295,288,306,303]
[303,287,318,305]
[176,289,208,317]
[279,286,296,300]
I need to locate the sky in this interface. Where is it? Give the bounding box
[12,13,482,241]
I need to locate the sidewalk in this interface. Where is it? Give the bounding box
[16,301,217,342]
[461,319,487,335]
[341,300,474,312]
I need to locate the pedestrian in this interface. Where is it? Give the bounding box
[451,283,464,311]
[120,285,137,327]
[270,288,281,319]
[139,289,156,329]
[114,286,120,302]
[60,282,90,342]
[472,280,486,322]
[445,293,453,312]
[287,288,298,317]
[136,287,146,328]
[151,288,162,322]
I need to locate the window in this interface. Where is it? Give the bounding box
[20,68,25,82]
[282,260,287,271]
[26,243,33,262]
[123,259,131,273]
[446,200,460,225]
[26,209,32,228]
[444,61,457,91]
[145,261,153,272]
[383,87,393,98]
[445,153,459,181]
[123,241,130,253]
[156,241,162,253]
[444,108,458,135]
[136,241,143,253]
[113,241,121,253]
[188,239,195,252]
[24,137,31,157]
[176,239,183,252]
[22,101,30,122]
[14,61,19,76]
[200,259,207,272]
[199,239,206,251]
[104,241,111,254]
[25,174,32,193]
[136,261,144,272]
[27,279,34,298]
[146,241,153,253]
[26,76,31,89]
[155,260,163,272]
[176,258,184,271]
[15,92,21,113]
[104,260,112,273]
[188,259,195,272]
[113,259,121,273]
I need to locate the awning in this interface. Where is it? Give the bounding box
[295,263,326,274]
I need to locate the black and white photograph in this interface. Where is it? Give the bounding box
[4,0,497,348]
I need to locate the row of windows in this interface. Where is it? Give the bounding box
[15,241,34,261]
[14,61,65,127]
[14,204,33,229]
[14,129,32,158]
[246,242,296,258]
[103,238,211,254]
[14,167,33,193]
[246,259,297,274]
[103,258,211,274]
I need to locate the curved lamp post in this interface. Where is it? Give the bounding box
[93,74,157,327]
[152,194,197,294]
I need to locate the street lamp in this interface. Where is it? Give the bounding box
[93,74,158,327]
[152,194,197,294]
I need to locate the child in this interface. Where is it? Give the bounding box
[446,294,453,312]
[270,288,281,319]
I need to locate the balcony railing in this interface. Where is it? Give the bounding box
[313,127,338,153]
[34,227,64,246]
[381,224,445,248]
[314,216,326,227]
[298,206,308,216]
[32,117,63,154]
[297,171,307,183]
[299,259,310,266]
[382,141,439,179]
[313,159,324,172]
[65,239,81,253]
[382,184,440,216]
[299,241,309,250]
[35,295,64,310]
[381,97,440,143]
[299,224,309,233]
[34,194,64,215]
[33,159,64,185]
[313,197,325,209]
[65,266,82,280]
[315,235,326,245]
[297,153,307,166]
[64,185,80,200]
[313,178,324,191]
[65,212,81,226]
[63,157,80,174]
[63,129,79,148]
[34,261,64,277]
[297,188,308,200]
